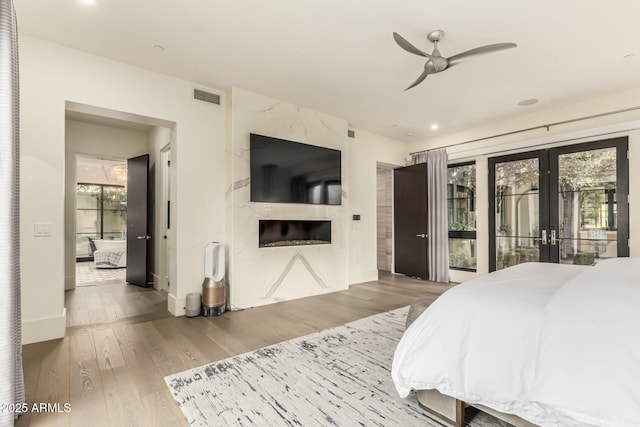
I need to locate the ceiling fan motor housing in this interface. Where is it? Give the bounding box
[428,54,448,73]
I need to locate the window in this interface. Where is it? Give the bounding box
[76,183,127,261]
[448,162,476,271]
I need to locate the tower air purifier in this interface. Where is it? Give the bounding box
[202,242,226,317]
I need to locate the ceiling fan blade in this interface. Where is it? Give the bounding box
[404,70,429,91]
[393,32,431,58]
[447,42,517,66]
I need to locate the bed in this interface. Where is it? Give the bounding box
[392,258,640,427]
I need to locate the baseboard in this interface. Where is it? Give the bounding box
[449,269,478,284]
[22,308,67,344]
[168,293,185,316]
[349,269,379,285]
[65,275,75,290]
[151,273,169,292]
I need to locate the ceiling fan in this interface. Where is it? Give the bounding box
[393,30,517,90]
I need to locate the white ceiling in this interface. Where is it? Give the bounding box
[66,110,154,132]
[15,0,640,141]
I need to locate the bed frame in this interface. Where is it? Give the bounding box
[416,389,539,427]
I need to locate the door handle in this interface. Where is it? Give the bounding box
[415,233,427,238]
[533,230,548,245]
[137,235,151,240]
[550,230,557,245]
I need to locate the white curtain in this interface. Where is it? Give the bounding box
[0,1,25,425]
[410,149,450,283]
[426,149,449,282]
[410,151,427,165]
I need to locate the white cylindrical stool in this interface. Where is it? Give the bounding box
[185,292,201,317]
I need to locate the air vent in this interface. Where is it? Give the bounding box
[194,89,221,105]
[347,129,355,138]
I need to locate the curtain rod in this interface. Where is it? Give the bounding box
[409,105,640,156]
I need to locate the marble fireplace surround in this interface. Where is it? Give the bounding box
[230,88,349,309]
[259,219,331,248]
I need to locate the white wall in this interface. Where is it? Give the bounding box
[64,119,149,290]
[20,35,225,343]
[408,86,640,282]
[347,128,406,284]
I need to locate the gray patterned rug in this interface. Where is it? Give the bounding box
[165,307,507,426]
[75,261,126,286]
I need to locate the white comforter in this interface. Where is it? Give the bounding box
[392,259,640,427]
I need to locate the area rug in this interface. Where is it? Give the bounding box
[165,307,507,426]
[75,261,126,286]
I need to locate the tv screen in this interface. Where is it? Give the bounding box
[250,133,342,205]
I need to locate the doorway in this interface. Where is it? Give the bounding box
[376,164,393,272]
[489,137,629,271]
[64,105,176,330]
[74,155,128,287]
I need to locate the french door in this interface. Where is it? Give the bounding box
[489,138,628,271]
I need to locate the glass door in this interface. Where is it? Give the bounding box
[489,151,549,271]
[549,138,629,264]
[489,137,629,271]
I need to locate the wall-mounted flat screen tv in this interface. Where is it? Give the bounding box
[250,133,342,205]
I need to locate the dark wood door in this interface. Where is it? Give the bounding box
[126,154,151,287]
[393,163,428,279]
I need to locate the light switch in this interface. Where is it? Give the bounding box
[34,223,52,237]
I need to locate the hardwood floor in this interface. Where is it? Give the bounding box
[18,272,453,427]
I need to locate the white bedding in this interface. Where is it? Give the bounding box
[391,259,640,427]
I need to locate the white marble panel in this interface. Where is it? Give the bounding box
[230,88,349,309]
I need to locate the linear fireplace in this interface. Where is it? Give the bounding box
[259,220,331,248]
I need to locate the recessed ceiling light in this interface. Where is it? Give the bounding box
[430,123,439,130]
[518,98,539,107]
[153,44,165,51]
[624,53,636,59]
[79,0,96,4]
[406,132,414,137]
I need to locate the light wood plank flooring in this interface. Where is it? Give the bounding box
[18,272,453,427]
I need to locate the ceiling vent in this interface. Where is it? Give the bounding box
[194,89,221,105]
[347,129,355,138]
